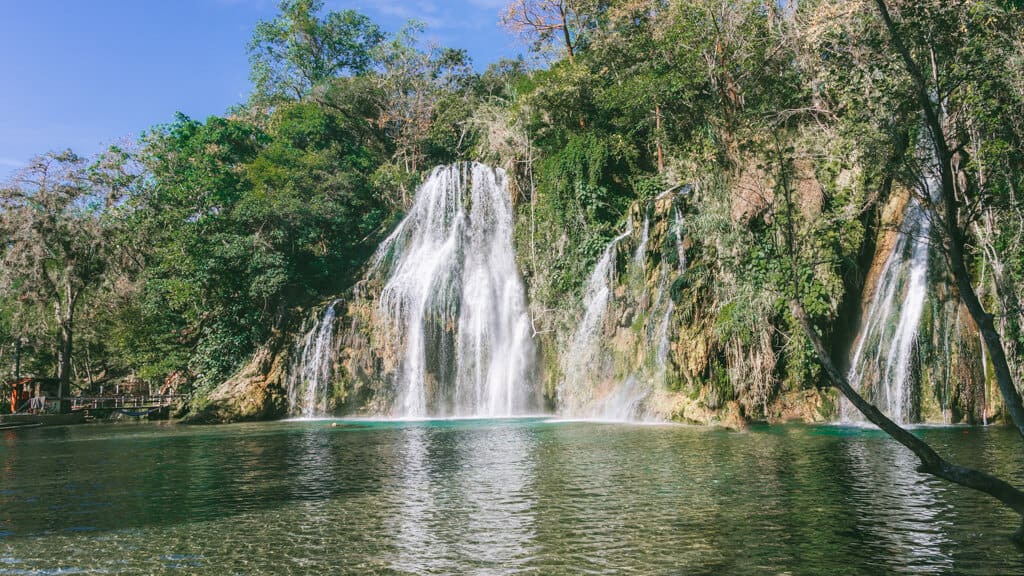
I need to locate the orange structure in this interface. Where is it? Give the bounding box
[6,378,59,413]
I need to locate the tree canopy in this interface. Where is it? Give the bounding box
[249,0,384,104]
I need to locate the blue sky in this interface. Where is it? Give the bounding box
[0,0,520,180]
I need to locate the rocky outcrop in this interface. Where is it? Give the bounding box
[766,389,834,424]
[192,155,994,427]
[183,336,290,424]
[731,162,773,224]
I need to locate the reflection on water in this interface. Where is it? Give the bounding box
[451,424,537,570]
[0,420,1022,575]
[391,425,445,573]
[841,436,953,573]
[388,423,539,573]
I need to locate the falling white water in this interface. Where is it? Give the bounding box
[372,163,536,418]
[655,205,686,371]
[598,376,649,421]
[557,221,634,417]
[634,213,650,270]
[559,192,686,420]
[655,301,675,370]
[646,238,675,374]
[673,206,688,273]
[846,171,936,423]
[287,300,340,417]
[572,221,634,362]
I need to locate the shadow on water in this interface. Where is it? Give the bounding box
[0,418,550,539]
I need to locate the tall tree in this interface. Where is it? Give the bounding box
[374,22,475,184]
[501,0,597,64]
[130,104,387,393]
[0,151,123,410]
[248,0,384,104]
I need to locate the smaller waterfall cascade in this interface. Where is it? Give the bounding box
[559,191,687,420]
[673,206,688,272]
[287,300,340,417]
[634,214,650,270]
[558,221,634,417]
[655,300,675,370]
[371,163,536,418]
[654,207,687,373]
[846,170,937,423]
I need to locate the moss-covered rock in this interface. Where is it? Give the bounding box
[183,337,290,424]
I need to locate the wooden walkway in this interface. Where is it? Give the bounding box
[70,394,188,411]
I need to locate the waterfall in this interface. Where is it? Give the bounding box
[634,213,650,270]
[846,174,936,423]
[287,300,340,417]
[557,221,633,417]
[559,190,686,420]
[372,163,536,418]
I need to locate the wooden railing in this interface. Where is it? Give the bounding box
[69,395,189,410]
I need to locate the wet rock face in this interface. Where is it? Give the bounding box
[554,189,719,421]
[914,279,990,424]
[860,188,910,311]
[767,389,834,424]
[845,185,992,425]
[196,157,993,427]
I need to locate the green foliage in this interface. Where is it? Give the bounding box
[249,0,384,104]
[6,0,1024,421]
[543,131,635,226]
[125,100,387,391]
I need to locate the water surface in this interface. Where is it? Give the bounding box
[1,419,1022,574]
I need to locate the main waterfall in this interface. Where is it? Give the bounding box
[371,163,536,418]
[285,163,537,418]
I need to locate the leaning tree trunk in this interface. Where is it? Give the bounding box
[872,0,1024,439]
[790,299,1024,542]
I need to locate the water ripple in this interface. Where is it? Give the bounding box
[0,420,1021,574]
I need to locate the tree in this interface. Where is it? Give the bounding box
[501,0,597,64]
[864,0,1024,438]
[367,22,477,203]
[747,136,1024,542]
[0,151,123,410]
[249,0,384,104]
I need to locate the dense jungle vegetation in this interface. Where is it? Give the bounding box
[2,0,1024,428]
